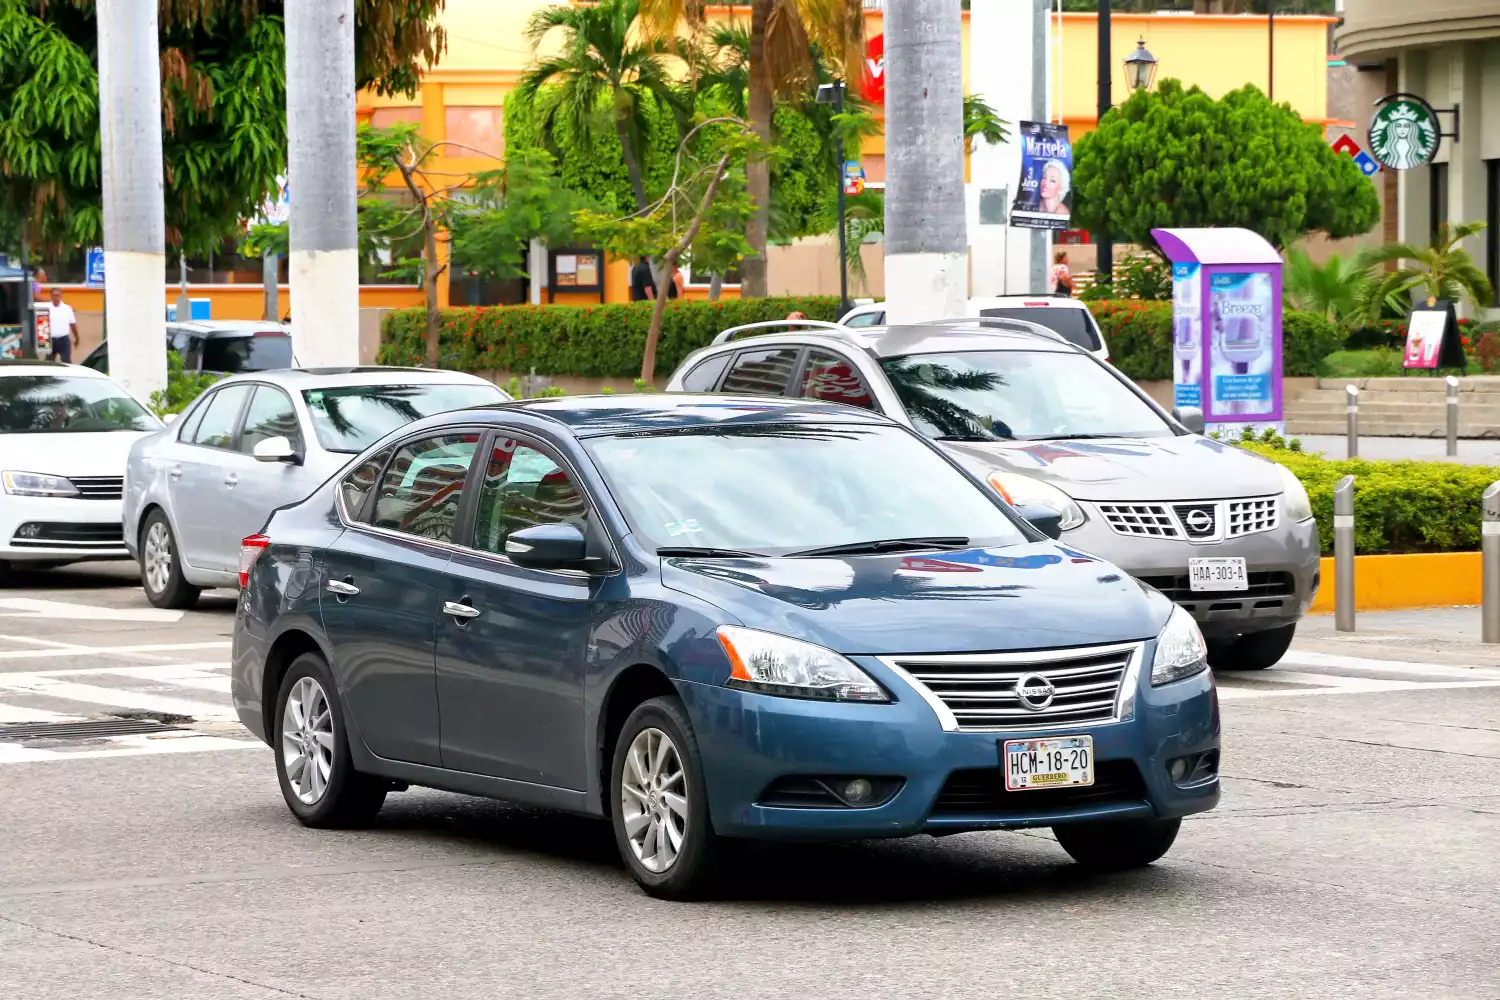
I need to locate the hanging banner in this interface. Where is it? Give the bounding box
[1171,263,1202,409]
[862,34,884,105]
[1208,271,1275,417]
[1010,122,1072,231]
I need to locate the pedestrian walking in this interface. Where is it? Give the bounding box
[1050,250,1073,297]
[630,257,657,302]
[45,287,79,363]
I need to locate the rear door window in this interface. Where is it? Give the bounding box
[978,307,1101,351]
[680,354,732,392]
[797,350,876,410]
[340,447,394,522]
[720,347,801,396]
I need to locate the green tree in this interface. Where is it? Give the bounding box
[963,94,1011,156]
[1071,80,1380,252]
[518,0,685,214]
[0,0,446,258]
[1353,221,1495,322]
[1283,248,1366,325]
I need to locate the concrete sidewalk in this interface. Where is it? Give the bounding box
[1295,435,1500,465]
[1294,606,1500,667]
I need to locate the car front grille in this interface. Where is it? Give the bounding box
[932,760,1147,815]
[1138,571,1297,603]
[69,476,125,500]
[10,522,125,549]
[882,643,1140,733]
[1094,496,1280,542]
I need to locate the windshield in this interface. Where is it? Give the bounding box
[585,423,1027,555]
[978,307,1100,351]
[881,350,1173,442]
[302,383,507,453]
[0,375,158,433]
[201,334,293,372]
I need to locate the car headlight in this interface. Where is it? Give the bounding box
[985,472,1085,530]
[1275,464,1313,523]
[1151,605,1209,686]
[2,471,79,498]
[717,626,889,702]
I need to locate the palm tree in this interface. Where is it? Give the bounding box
[518,0,684,213]
[1283,248,1366,325]
[641,0,864,297]
[1354,221,1495,323]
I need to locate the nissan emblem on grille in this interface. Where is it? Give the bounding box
[1014,673,1056,711]
[1174,503,1218,539]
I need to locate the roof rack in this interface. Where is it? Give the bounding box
[908,316,1074,347]
[711,319,848,346]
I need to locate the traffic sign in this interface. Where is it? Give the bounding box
[85,247,105,287]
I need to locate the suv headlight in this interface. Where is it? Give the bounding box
[1152,605,1209,686]
[2,471,79,498]
[717,626,889,702]
[985,472,1085,530]
[1275,464,1313,523]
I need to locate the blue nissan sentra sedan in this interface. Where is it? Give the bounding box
[231,395,1220,899]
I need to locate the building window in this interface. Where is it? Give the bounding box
[368,107,421,130]
[445,107,503,160]
[1429,162,1449,247]
[1487,160,1499,307]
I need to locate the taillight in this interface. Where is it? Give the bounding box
[239,534,270,587]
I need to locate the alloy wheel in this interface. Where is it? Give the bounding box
[281,676,335,805]
[142,521,172,595]
[620,727,688,873]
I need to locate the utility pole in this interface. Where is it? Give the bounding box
[96,0,167,398]
[1267,1,1275,102]
[286,0,360,366]
[1031,0,1049,295]
[1094,0,1112,291]
[264,253,279,322]
[883,0,967,324]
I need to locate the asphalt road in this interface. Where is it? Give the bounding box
[1,563,1497,999]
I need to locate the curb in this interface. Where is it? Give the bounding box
[1307,551,1480,613]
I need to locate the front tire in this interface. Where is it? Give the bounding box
[1210,623,1295,671]
[1054,818,1181,871]
[139,511,200,609]
[610,696,722,900]
[273,652,386,828]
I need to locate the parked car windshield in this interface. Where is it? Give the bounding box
[881,350,1174,442]
[0,375,158,433]
[586,423,1027,555]
[201,333,293,373]
[977,307,1101,351]
[302,383,506,453]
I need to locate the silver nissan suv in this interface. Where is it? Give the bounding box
[664,318,1320,671]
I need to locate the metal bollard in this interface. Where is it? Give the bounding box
[1334,475,1356,632]
[1484,482,1500,643]
[1447,375,1460,457]
[1345,385,1359,459]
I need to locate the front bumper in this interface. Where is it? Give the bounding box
[0,495,130,562]
[680,653,1219,841]
[1062,510,1320,640]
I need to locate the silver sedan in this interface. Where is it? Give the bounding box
[124,367,509,607]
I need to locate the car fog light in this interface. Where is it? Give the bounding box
[1168,758,1189,782]
[842,778,873,804]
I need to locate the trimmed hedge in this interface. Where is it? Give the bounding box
[1241,436,1500,555]
[377,297,841,377]
[1091,300,1342,380]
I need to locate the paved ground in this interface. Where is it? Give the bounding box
[1297,434,1500,465]
[1,562,1498,998]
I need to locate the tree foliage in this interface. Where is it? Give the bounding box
[1283,248,1365,325]
[0,0,445,258]
[1071,80,1380,251]
[1353,221,1495,322]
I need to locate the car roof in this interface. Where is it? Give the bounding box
[170,320,289,338]
[0,360,111,378]
[702,322,1078,361]
[211,367,502,389]
[970,295,1093,310]
[479,393,892,438]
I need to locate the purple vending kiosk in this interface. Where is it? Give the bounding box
[1151,227,1283,440]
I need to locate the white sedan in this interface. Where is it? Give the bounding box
[0,361,163,581]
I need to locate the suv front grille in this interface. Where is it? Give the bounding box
[933,760,1147,815]
[1096,503,1179,538]
[881,643,1140,733]
[1095,496,1280,542]
[69,476,124,500]
[1226,497,1279,536]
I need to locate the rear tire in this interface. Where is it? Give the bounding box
[1054,818,1181,871]
[610,696,722,900]
[1210,623,1295,671]
[273,652,386,828]
[139,511,200,610]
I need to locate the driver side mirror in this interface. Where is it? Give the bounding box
[506,523,592,572]
[1172,406,1205,435]
[252,436,300,464]
[1014,503,1064,540]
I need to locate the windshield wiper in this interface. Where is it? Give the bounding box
[935,433,1013,442]
[656,546,766,558]
[785,536,970,558]
[1023,433,1138,441]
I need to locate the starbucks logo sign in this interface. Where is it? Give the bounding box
[1368,96,1440,171]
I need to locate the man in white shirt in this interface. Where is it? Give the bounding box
[45,288,78,363]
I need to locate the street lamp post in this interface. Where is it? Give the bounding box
[1123,38,1158,94]
[1094,1,1112,291]
[817,81,850,317]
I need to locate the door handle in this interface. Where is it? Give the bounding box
[443,600,481,620]
[224,473,238,486]
[168,465,183,479]
[325,578,360,597]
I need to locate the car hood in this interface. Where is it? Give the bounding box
[660,542,1169,655]
[2,430,154,477]
[940,435,1282,501]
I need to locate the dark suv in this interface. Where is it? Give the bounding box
[81,321,294,376]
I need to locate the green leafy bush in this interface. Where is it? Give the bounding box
[1090,300,1341,380]
[1240,437,1500,555]
[148,352,220,416]
[378,296,841,377]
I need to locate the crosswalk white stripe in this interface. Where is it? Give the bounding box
[0,734,260,764]
[1219,679,1500,700]
[0,705,77,723]
[1277,650,1498,679]
[0,641,232,661]
[0,676,234,721]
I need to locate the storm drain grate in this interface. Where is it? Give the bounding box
[0,719,185,741]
